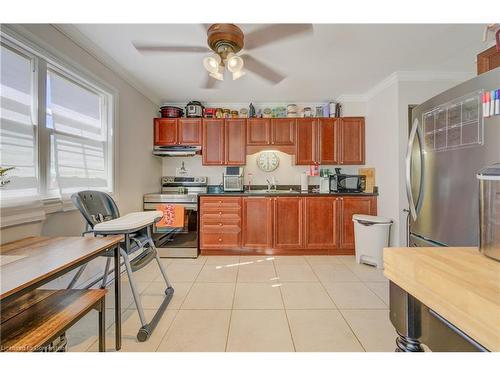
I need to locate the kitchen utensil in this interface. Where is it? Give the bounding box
[185,101,204,117]
[240,108,248,118]
[159,106,183,118]
[204,108,216,118]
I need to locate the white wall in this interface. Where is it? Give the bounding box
[364,77,472,247]
[1,25,161,249]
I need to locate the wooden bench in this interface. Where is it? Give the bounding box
[1,289,107,352]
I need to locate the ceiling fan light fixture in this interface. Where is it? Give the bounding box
[232,70,246,80]
[203,53,222,74]
[209,71,224,81]
[226,53,244,73]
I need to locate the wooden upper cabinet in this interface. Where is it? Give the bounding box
[225,119,246,165]
[178,118,202,145]
[273,197,303,249]
[338,196,376,250]
[319,118,339,165]
[242,197,273,249]
[154,118,177,145]
[295,118,318,165]
[339,117,365,165]
[271,118,295,145]
[304,197,338,249]
[247,118,271,145]
[202,119,225,165]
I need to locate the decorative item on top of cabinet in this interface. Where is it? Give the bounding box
[154,118,202,146]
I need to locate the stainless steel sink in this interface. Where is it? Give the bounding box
[245,189,299,194]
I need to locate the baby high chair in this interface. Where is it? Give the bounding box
[70,190,174,342]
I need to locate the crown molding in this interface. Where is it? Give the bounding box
[339,70,474,103]
[52,24,161,106]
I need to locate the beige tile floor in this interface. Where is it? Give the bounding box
[66,255,397,352]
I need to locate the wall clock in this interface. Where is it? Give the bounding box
[256,151,280,172]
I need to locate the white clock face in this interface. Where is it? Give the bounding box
[256,151,280,172]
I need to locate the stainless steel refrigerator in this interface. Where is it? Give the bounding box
[407,67,500,247]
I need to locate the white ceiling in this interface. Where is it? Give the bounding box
[59,24,488,104]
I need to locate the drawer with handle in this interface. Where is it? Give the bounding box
[200,232,240,248]
[201,223,240,234]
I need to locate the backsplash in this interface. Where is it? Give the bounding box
[161,151,361,186]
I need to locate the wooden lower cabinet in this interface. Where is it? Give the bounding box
[241,197,273,250]
[304,197,338,250]
[200,195,377,255]
[273,197,303,249]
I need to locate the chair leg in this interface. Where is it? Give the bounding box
[67,264,87,289]
[148,238,173,289]
[120,248,147,328]
[101,258,111,289]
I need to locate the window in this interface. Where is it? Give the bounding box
[0,43,38,201]
[47,68,112,198]
[0,34,114,216]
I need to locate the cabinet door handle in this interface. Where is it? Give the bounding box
[218,238,222,242]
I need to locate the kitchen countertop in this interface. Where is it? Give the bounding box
[201,190,378,197]
[383,246,500,352]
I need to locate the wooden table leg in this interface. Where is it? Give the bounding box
[389,281,424,352]
[114,244,121,351]
[98,299,106,352]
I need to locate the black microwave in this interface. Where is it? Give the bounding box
[330,173,366,193]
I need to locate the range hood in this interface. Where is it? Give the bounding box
[153,145,201,157]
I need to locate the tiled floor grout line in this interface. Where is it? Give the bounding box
[272,258,297,352]
[306,256,368,352]
[77,255,393,352]
[224,256,240,352]
[151,257,206,351]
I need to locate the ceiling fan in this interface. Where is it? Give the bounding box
[133,23,313,89]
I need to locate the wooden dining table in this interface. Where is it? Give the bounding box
[0,236,123,351]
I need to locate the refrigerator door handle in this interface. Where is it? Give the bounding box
[405,118,425,221]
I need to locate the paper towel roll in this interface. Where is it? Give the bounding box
[300,173,308,192]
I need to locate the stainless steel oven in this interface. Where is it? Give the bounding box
[143,176,207,258]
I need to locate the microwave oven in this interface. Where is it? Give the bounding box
[223,167,244,192]
[330,173,366,193]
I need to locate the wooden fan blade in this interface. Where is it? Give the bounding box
[244,24,313,50]
[133,43,209,54]
[202,75,219,89]
[241,54,285,84]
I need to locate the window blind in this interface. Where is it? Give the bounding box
[0,43,39,203]
[46,69,110,199]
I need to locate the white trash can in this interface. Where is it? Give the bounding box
[352,214,393,269]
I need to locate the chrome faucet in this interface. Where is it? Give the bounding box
[266,177,277,191]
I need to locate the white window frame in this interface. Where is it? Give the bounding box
[1,27,116,219]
